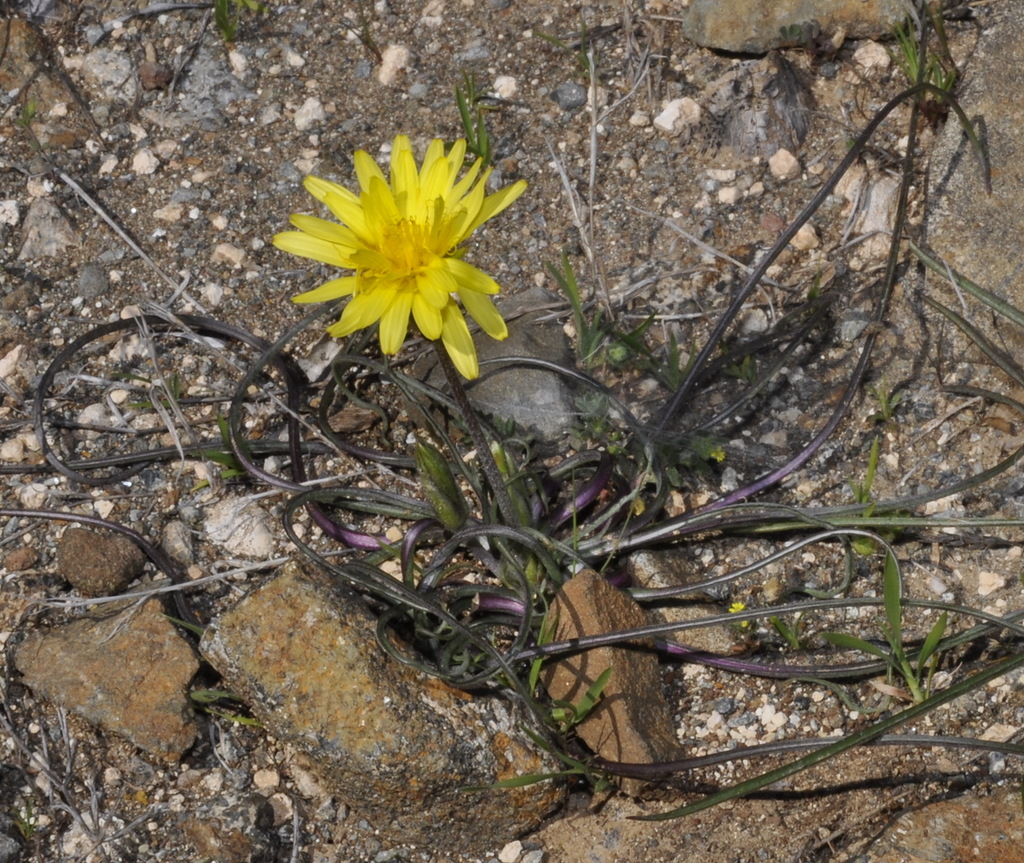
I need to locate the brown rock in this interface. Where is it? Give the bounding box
[14,599,199,760]
[138,60,173,91]
[541,569,684,793]
[2,546,38,572]
[57,527,145,597]
[200,560,563,854]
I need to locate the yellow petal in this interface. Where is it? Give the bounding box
[303,176,368,236]
[459,289,508,340]
[289,214,360,251]
[465,179,528,235]
[440,302,478,379]
[337,289,391,332]
[378,291,413,353]
[411,293,443,339]
[354,149,387,193]
[361,175,400,231]
[293,276,358,303]
[350,245,396,272]
[419,270,460,311]
[444,257,500,294]
[449,177,487,243]
[448,157,483,207]
[390,139,420,217]
[419,155,453,206]
[420,139,449,182]
[444,139,468,179]
[273,231,352,267]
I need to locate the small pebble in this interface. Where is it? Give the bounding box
[212,243,246,267]
[78,261,109,297]
[769,148,801,180]
[57,527,146,597]
[713,697,737,716]
[854,41,891,71]
[978,571,1006,596]
[268,792,293,826]
[550,82,586,111]
[0,199,20,225]
[283,46,305,68]
[17,483,48,508]
[0,437,24,463]
[153,203,184,222]
[790,223,819,250]
[228,49,248,74]
[493,75,517,99]
[498,840,522,863]
[293,97,326,131]
[253,767,280,790]
[377,44,412,85]
[138,60,173,90]
[718,186,742,205]
[653,97,700,136]
[3,546,38,572]
[132,148,160,175]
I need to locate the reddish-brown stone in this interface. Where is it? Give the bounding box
[541,569,684,793]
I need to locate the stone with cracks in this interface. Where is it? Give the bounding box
[199,560,563,854]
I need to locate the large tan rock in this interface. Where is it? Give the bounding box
[669,0,905,54]
[200,561,562,854]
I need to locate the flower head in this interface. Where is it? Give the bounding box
[273,135,527,378]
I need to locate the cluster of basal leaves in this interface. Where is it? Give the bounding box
[6,3,1023,820]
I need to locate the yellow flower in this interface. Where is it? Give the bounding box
[273,135,527,379]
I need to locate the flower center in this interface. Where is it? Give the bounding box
[379,217,443,275]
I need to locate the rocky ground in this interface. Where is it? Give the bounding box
[1,0,1024,861]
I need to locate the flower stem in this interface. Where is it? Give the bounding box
[434,344,520,526]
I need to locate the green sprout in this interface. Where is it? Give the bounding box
[868,377,903,424]
[548,666,613,733]
[214,0,267,44]
[16,98,38,129]
[548,250,608,368]
[190,689,262,726]
[768,613,808,650]
[454,72,496,169]
[192,416,248,490]
[821,551,948,705]
[848,436,880,507]
[12,799,35,840]
[536,19,598,80]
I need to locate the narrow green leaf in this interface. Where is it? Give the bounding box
[575,666,613,720]
[820,631,889,660]
[917,611,948,670]
[882,551,903,644]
